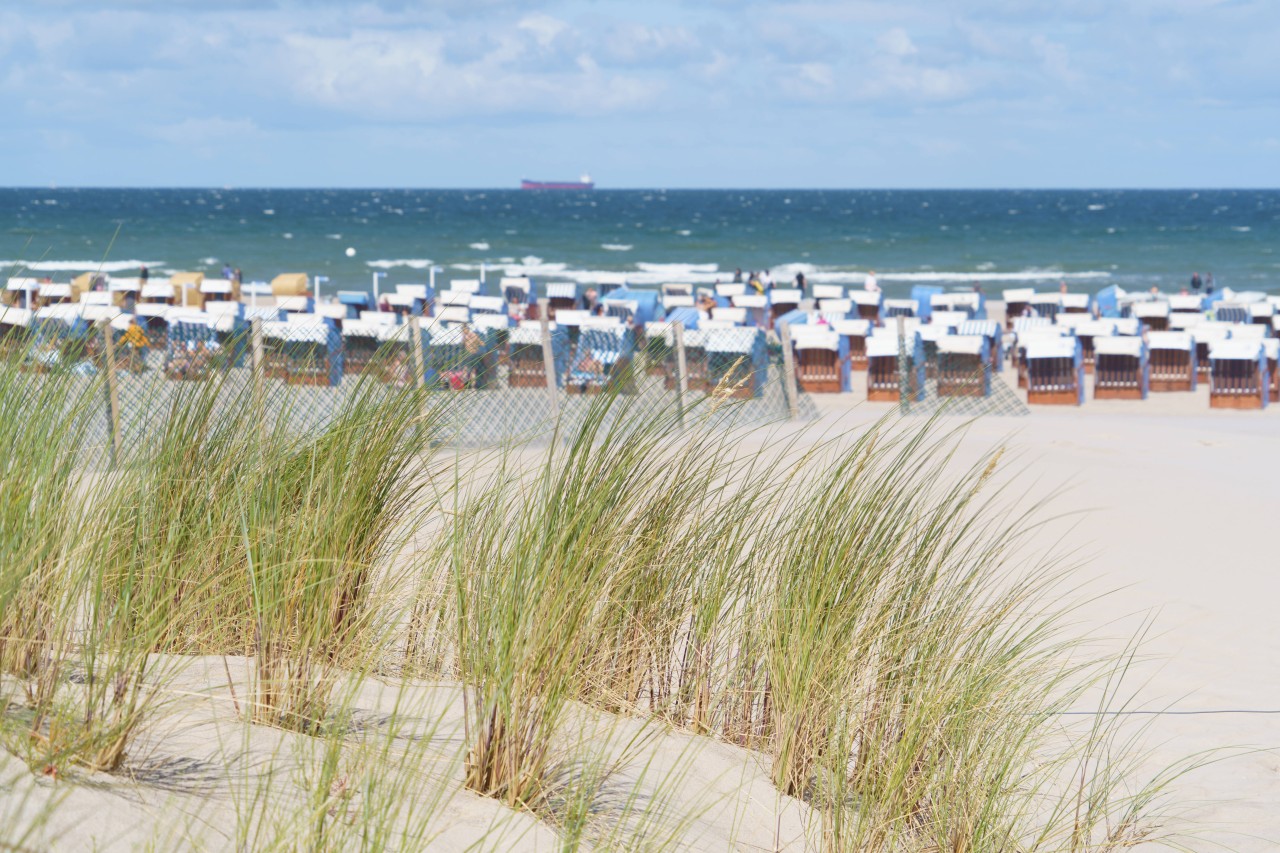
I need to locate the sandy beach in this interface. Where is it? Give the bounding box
[2,358,1277,851]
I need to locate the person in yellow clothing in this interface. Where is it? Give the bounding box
[119,318,150,372]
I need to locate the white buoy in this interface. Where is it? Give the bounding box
[345,247,356,257]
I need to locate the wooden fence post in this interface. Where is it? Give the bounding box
[538,299,560,420]
[408,316,426,389]
[99,320,123,465]
[778,321,800,420]
[672,320,688,421]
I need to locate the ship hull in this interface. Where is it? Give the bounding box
[521,180,594,190]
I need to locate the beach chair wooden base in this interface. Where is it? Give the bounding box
[508,373,547,388]
[1209,393,1264,410]
[798,377,842,393]
[1149,378,1193,392]
[856,305,880,323]
[867,387,900,402]
[1027,389,1080,405]
[1143,317,1169,332]
[1094,386,1143,400]
[938,380,987,398]
[1269,359,1279,403]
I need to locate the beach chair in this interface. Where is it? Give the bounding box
[545,282,578,319]
[931,292,983,319]
[1028,293,1063,321]
[1191,323,1233,379]
[1132,301,1170,331]
[1167,311,1205,331]
[957,319,1004,370]
[506,324,553,388]
[790,326,849,393]
[469,295,505,316]
[1093,336,1148,400]
[1168,294,1204,315]
[596,275,627,297]
[930,310,968,330]
[661,282,693,300]
[433,305,471,327]
[4,277,39,309]
[848,290,881,323]
[731,293,768,324]
[767,288,802,323]
[830,318,872,371]
[340,318,404,378]
[1264,339,1280,404]
[0,306,33,354]
[1146,332,1197,392]
[715,282,747,299]
[705,327,767,398]
[1024,336,1084,405]
[1208,339,1268,410]
[661,284,695,313]
[262,320,341,386]
[817,298,853,318]
[1213,303,1250,325]
[566,325,635,394]
[450,279,483,295]
[1245,302,1274,333]
[1061,293,1091,315]
[936,335,992,398]
[882,298,917,319]
[1002,288,1035,330]
[1010,320,1059,388]
[916,324,949,380]
[865,331,925,403]
[712,306,749,326]
[164,317,223,381]
[1075,319,1117,374]
[812,284,844,301]
[501,277,533,308]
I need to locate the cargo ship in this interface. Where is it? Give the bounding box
[521,174,594,191]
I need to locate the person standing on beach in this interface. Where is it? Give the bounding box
[733,268,743,283]
[221,263,234,280]
[232,268,242,288]
[864,270,880,293]
[1205,272,1214,294]
[139,265,149,283]
[795,272,806,292]
[1190,271,1202,292]
[762,269,774,290]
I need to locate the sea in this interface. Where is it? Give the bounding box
[4,188,1278,299]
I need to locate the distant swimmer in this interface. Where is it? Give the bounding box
[864,270,880,293]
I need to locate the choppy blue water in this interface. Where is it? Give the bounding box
[4,188,1278,297]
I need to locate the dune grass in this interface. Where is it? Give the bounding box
[0,342,1210,851]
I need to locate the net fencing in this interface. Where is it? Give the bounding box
[0,314,816,468]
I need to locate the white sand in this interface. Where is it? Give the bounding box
[3,353,1278,850]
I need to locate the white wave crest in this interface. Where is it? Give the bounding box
[635,262,718,274]
[469,242,490,250]
[366,259,435,270]
[601,243,633,251]
[0,259,165,273]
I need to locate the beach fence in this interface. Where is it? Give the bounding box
[6,307,816,467]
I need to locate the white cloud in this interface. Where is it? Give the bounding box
[517,13,568,48]
[877,27,918,57]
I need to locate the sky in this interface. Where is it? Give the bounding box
[1,0,1278,189]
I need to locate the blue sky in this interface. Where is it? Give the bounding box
[2,0,1278,188]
